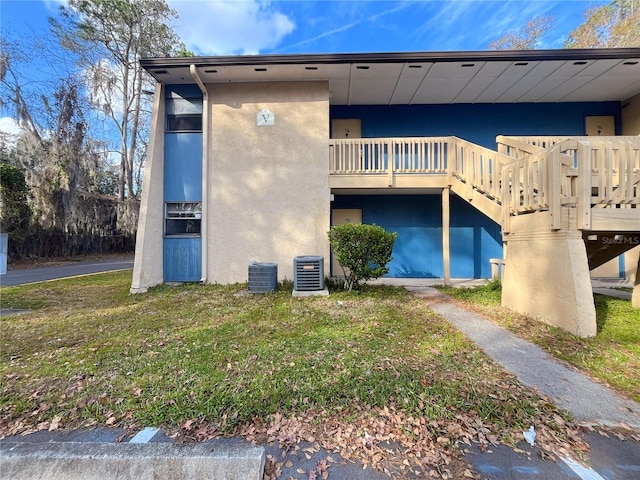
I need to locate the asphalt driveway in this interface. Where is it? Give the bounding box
[0,258,134,287]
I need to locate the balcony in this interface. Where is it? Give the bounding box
[329,137,451,190]
[329,135,640,233]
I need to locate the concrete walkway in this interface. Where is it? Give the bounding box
[375,278,640,428]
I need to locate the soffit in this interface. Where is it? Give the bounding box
[141,50,640,104]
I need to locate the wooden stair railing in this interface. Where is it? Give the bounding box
[499,137,640,233]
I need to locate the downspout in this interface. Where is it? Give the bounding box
[190,65,209,283]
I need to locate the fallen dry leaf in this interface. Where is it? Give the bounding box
[49,416,62,431]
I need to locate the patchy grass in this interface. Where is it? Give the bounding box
[1,273,596,476]
[436,283,640,403]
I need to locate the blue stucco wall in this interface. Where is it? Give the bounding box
[329,102,619,278]
[331,102,621,149]
[164,133,203,201]
[164,237,202,282]
[332,194,502,278]
[163,85,203,282]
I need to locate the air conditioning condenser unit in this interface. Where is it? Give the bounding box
[293,256,324,291]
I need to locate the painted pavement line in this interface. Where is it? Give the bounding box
[558,455,606,480]
[129,427,160,444]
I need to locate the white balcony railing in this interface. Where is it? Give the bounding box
[329,135,640,233]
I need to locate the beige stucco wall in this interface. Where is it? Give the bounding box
[590,245,640,281]
[590,257,619,278]
[626,246,640,283]
[622,93,640,135]
[130,83,165,293]
[206,81,331,284]
[502,211,596,337]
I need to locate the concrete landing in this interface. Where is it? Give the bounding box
[1,441,265,480]
[292,288,329,297]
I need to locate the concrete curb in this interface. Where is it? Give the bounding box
[1,441,265,480]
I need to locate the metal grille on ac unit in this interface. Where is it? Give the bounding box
[293,256,324,291]
[248,262,277,293]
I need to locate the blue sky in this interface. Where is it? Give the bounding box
[2,0,599,56]
[0,0,601,136]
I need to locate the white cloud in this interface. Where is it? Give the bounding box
[43,0,68,12]
[169,0,295,55]
[0,117,22,139]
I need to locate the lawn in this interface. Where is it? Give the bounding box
[436,282,640,403]
[1,272,592,476]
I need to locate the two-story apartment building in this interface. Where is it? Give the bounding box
[131,48,640,337]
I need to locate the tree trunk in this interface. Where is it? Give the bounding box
[128,63,143,199]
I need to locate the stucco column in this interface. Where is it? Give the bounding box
[502,234,596,337]
[130,83,165,294]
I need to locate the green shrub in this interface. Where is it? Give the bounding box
[328,223,397,291]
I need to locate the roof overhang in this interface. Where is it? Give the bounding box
[141,49,640,105]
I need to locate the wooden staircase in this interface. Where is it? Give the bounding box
[495,135,640,269]
[329,134,640,335]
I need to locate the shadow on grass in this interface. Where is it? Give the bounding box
[594,294,610,335]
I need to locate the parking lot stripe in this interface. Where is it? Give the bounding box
[129,427,160,444]
[559,455,605,480]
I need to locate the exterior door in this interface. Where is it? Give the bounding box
[330,208,362,276]
[331,119,361,139]
[585,116,615,136]
[332,119,362,172]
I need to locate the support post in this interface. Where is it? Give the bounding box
[502,220,596,337]
[442,187,451,285]
[633,254,640,308]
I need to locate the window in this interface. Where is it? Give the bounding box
[166,95,202,132]
[165,202,202,236]
[166,114,202,131]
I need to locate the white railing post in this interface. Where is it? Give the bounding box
[446,137,454,185]
[502,165,511,234]
[576,141,592,230]
[548,147,562,231]
[387,139,394,186]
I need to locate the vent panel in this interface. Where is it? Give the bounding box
[248,262,278,293]
[293,256,325,291]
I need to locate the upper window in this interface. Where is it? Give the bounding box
[166,87,203,132]
[166,114,202,132]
